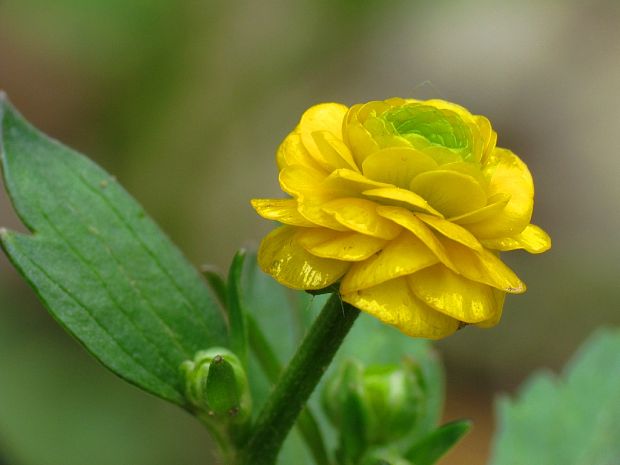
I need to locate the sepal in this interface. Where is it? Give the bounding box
[181,347,252,423]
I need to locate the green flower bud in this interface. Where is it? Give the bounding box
[363,360,424,444]
[180,347,251,423]
[323,358,425,450]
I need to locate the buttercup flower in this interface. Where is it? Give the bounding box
[252,98,550,339]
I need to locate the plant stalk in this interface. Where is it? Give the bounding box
[239,293,359,465]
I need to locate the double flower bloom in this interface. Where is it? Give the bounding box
[252,98,550,339]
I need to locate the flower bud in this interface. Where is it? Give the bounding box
[323,358,425,449]
[180,347,251,423]
[363,360,424,444]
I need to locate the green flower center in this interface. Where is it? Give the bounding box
[381,104,472,150]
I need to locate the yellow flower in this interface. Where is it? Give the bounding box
[252,98,551,339]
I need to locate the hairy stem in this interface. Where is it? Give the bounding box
[240,294,359,465]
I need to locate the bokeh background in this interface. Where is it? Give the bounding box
[1,0,619,464]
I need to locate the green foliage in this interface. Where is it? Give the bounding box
[227,250,249,367]
[489,328,620,465]
[238,251,448,464]
[405,420,471,465]
[0,95,228,406]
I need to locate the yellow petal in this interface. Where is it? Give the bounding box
[345,123,380,166]
[409,265,502,323]
[251,198,315,227]
[416,213,483,251]
[279,164,328,199]
[481,224,551,254]
[475,290,506,328]
[258,226,350,290]
[410,170,487,218]
[361,147,438,188]
[297,201,349,231]
[441,238,526,293]
[423,99,475,121]
[363,187,443,216]
[307,130,359,171]
[297,102,348,140]
[340,232,438,293]
[322,197,401,240]
[424,146,463,165]
[296,228,386,261]
[441,161,487,188]
[342,277,459,339]
[474,115,497,162]
[466,148,534,239]
[276,133,325,172]
[324,169,391,195]
[376,206,456,271]
[448,193,511,225]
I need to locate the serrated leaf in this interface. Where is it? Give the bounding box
[405,419,471,465]
[0,94,228,406]
[489,328,620,465]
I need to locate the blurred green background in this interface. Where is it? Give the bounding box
[1,0,619,464]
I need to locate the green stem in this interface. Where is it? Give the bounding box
[240,294,360,465]
[247,314,330,465]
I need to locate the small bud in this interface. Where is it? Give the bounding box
[322,357,425,451]
[181,347,251,423]
[363,360,424,444]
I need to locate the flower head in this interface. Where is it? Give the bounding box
[252,98,550,339]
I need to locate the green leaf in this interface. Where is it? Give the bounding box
[227,249,248,367]
[201,265,228,308]
[405,420,471,465]
[0,94,228,406]
[489,328,620,465]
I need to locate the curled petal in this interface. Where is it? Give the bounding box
[449,193,511,225]
[297,200,349,231]
[363,187,442,216]
[296,228,386,261]
[441,238,526,293]
[345,122,380,166]
[410,170,487,218]
[258,226,350,290]
[362,147,437,188]
[409,265,502,323]
[297,103,348,142]
[466,148,534,239]
[279,165,329,199]
[473,115,497,162]
[481,224,551,254]
[475,290,506,328]
[340,232,438,293]
[376,206,456,271]
[251,198,315,227]
[324,169,391,195]
[306,130,359,171]
[276,133,325,172]
[322,198,401,240]
[416,213,483,251]
[342,277,460,339]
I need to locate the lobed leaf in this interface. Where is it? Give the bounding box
[489,328,620,465]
